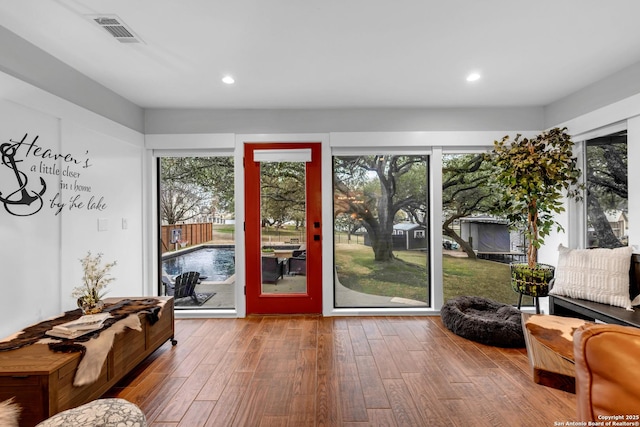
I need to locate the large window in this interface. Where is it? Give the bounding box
[158,156,236,310]
[441,153,526,306]
[333,154,430,308]
[585,130,628,248]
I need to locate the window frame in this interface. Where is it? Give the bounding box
[329,146,437,314]
[580,127,629,249]
[152,149,238,316]
[569,122,628,250]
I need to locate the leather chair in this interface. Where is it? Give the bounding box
[573,323,640,421]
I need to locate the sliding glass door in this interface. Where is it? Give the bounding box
[158,155,236,310]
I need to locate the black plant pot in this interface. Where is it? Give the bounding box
[510,263,555,298]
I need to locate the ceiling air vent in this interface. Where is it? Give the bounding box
[87,15,143,44]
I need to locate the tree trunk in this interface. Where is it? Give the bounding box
[372,235,394,261]
[527,201,538,268]
[364,218,395,261]
[442,228,476,259]
[587,192,623,248]
[527,242,537,268]
[368,163,396,261]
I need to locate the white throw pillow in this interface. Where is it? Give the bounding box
[549,244,634,310]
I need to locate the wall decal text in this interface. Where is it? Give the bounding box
[0,133,107,217]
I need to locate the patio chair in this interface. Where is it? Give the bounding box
[165,271,201,304]
[288,251,306,275]
[262,256,285,284]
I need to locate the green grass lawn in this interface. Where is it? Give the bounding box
[442,254,522,305]
[212,227,532,307]
[335,242,531,306]
[211,224,306,245]
[335,244,429,302]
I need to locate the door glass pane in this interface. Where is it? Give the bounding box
[586,130,628,248]
[333,154,430,308]
[159,156,236,310]
[260,161,307,294]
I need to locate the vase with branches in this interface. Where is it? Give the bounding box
[72,252,117,314]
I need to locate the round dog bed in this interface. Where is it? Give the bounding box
[441,296,525,347]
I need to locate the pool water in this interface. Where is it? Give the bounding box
[163,247,235,281]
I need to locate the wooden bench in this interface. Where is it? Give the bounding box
[548,253,640,328]
[0,297,175,427]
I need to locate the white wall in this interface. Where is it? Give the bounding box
[0,26,144,133]
[59,121,145,309]
[544,60,640,128]
[0,100,62,334]
[0,81,145,339]
[144,107,544,135]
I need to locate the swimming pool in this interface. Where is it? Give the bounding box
[162,246,235,281]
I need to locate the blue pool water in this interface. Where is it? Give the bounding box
[163,246,235,281]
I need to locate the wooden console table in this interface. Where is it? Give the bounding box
[0,297,175,427]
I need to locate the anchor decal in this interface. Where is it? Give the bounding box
[0,134,47,216]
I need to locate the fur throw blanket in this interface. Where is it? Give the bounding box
[0,398,20,427]
[71,314,141,386]
[0,298,162,351]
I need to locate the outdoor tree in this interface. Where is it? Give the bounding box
[260,162,305,228]
[160,180,213,225]
[160,157,234,224]
[442,153,498,258]
[586,135,628,248]
[334,155,428,261]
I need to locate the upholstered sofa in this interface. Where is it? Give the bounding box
[573,323,640,421]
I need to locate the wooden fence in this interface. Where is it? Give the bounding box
[160,223,213,254]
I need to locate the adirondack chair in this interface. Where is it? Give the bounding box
[164,271,201,304]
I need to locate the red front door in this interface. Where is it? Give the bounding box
[244,142,322,314]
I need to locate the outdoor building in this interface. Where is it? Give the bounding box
[392,223,428,250]
[605,210,629,240]
[460,216,511,253]
[363,223,428,250]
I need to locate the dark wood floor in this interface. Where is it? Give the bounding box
[106,315,576,426]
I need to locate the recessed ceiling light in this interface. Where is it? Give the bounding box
[466,73,481,82]
[222,75,235,85]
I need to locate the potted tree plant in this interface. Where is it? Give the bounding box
[489,127,583,310]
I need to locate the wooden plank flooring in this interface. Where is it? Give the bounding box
[105,316,576,426]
